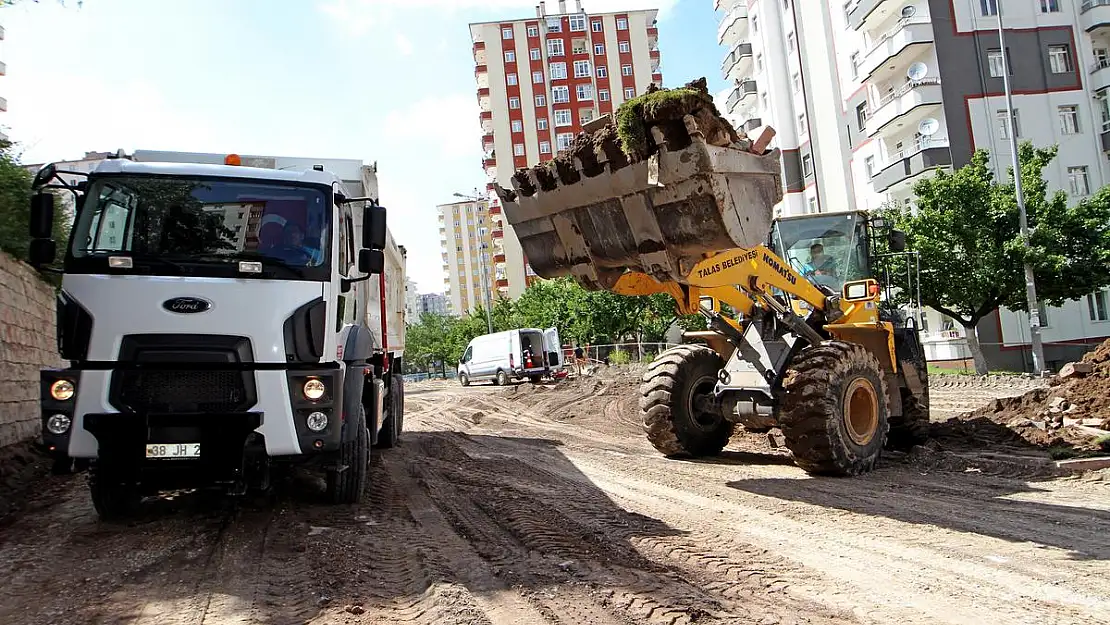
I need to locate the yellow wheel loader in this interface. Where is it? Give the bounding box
[495,111,929,476]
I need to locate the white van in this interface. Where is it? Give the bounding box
[458,327,563,386]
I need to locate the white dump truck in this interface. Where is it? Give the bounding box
[27,150,406,518]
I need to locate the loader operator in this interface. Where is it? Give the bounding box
[802,243,838,279]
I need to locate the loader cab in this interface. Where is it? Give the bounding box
[770,211,872,294]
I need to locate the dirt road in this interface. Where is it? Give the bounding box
[0,373,1107,625]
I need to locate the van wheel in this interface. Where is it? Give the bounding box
[496,370,510,386]
[459,372,470,387]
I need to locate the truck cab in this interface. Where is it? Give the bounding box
[28,155,405,518]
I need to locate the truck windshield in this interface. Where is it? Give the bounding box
[770,213,869,292]
[70,176,330,270]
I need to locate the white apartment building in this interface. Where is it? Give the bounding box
[470,0,663,299]
[716,0,1110,371]
[439,199,498,316]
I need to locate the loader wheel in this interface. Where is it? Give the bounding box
[778,341,889,476]
[887,387,930,450]
[640,344,734,458]
[327,404,369,504]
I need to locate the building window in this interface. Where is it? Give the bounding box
[533,71,545,84]
[625,87,636,99]
[505,51,516,63]
[856,102,868,130]
[557,132,575,150]
[569,14,586,31]
[808,197,818,214]
[511,119,523,132]
[617,17,628,30]
[507,73,518,86]
[546,17,562,32]
[980,0,997,16]
[537,118,549,130]
[752,15,758,32]
[802,154,813,178]
[1048,45,1072,74]
[580,108,595,124]
[1088,289,1109,322]
[509,97,520,109]
[1068,166,1090,196]
[621,64,633,76]
[1058,105,1080,134]
[997,109,1020,139]
[530,48,542,61]
[592,20,603,32]
[797,113,806,135]
[594,43,605,55]
[599,89,610,101]
[540,141,552,154]
[597,66,608,78]
[792,73,801,93]
[571,38,588,54]
[864,155,876,178]
[503,27,514,39]
[787,32,795,52]
[549,62,567,79]
[1098,89,1110,132]
[552,85,570,103]
[576,84,594,100]
[1037,302,1050,327]
[554,109,573,126]
[535,94,546,106]
[619,41,631,54]
[514,143,526,156]
[548,39,565,57]
[987,48,1013,77]
[527,25,539,37]
[756,53,763,72]
[850,52,860,80]
[1040,0,1060,12]
[574,60,592,77]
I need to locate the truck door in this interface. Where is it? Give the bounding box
[544,327,563,370]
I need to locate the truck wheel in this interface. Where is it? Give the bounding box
[887,387,930,450]
[496,370,509,386]
[778,341,889,476]
[640,344,734,458]
[459,372,470,387]
[376,374,404,449]
[88,462,141,521]
[326,404,369,504]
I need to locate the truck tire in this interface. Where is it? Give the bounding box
[778,341,889,476]
[88,462,141,521]
[640,344,734,458]
[376,374,404,449]
[327,404,369,504]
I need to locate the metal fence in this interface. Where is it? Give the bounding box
[926,338,1105,375]
[567,342,679,365]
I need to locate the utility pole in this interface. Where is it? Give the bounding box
[997,3,1046,375]
[453,190,494,334]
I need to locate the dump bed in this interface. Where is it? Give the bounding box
[496,115,783,291]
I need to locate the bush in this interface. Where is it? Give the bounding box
[609,349,631,365]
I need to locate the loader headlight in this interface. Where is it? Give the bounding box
[50,379,75,401]
[306,411,328,432]
[844,282,868,300]
[46,414,71,435]
[302,378,326,401]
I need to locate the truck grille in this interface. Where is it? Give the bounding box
[115,369,250,413]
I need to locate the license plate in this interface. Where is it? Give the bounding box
[145,443,201,459]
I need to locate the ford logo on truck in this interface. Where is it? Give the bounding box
[162,297,212,314]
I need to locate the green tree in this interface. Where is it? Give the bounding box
[0,139,70,264]
[887,141,1110,374]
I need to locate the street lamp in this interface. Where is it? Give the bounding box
[996,3,1046,375]
[453,189,494,334]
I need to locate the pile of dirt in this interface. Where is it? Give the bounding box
[0,441,54,522]
[928,338,1110,457]
[504,78,752,201]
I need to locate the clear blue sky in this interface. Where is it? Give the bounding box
[1,0,727,292]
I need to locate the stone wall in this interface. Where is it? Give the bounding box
[0,251,63,448]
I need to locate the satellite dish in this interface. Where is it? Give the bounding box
[918,117,940,136]
[907,62,928,81]
[900,5,916,18]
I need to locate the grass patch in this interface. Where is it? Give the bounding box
[1049,445,1080,460]
[615,86,713,157]
[608,349,631,365]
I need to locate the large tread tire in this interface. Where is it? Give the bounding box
[778,341,890,476]
[376,374,403,449]
[88,462,141,521]
[888,387,930,450]
[640,344,735,458]
[327,404,369,504]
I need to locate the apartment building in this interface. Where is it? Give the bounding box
[716,0,1110,371]
[1,24,8,142]
[439,199,498,316]
[470,0,663,299]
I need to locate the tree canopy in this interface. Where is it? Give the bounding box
[0,138,71,264]
[884,141,1110,373]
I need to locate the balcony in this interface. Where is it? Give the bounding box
[864,78,943,137]
[742,118,762,133]
[0,61,6,77]
[846,0,903,32]
[490,203,502,214]
[725,79,757,115]
[492,229,504,239]
[0,96,7,113]
[483,157,496,168]
[494,253,506,263]
[1081,0,1110,32]
[1092,58,1110,93]
[721,42,753,81]
[717,5,749,46]
[858,17,934,79]
[478,87,490,98]
[480,111,492,122]
[870,139,952,193]
[496,279,510,288]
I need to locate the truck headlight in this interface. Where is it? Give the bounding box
[306,411,328,432]
[303,378,326,400]
[46,414,71,435]
[50,379,75,401]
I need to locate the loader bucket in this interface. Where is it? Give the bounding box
[496,115,783,291]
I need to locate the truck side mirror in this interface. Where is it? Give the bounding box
[30,193,55,239]
[363,205,387,250]
[28,238,56,267]
[888,229,907,253]
[358,248,385,275]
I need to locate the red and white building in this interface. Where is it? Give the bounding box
[470,0,663,299]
